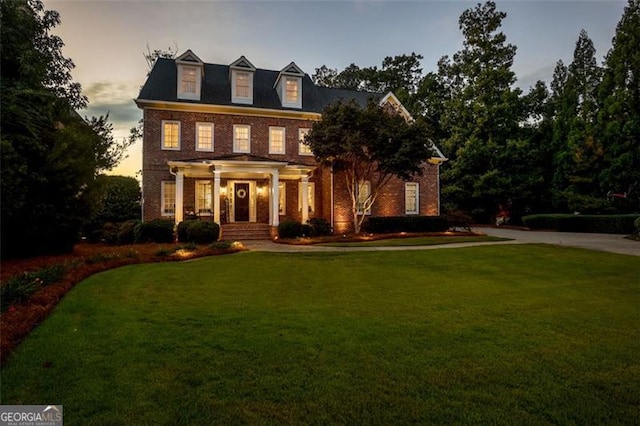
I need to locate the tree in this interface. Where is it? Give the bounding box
[84,175,141,237]
[551,30,605,211]
[597,0,640,212]
[0,0,127,257]
[305,100,435,233]
[436,1,524,221]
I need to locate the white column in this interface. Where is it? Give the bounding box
[175,171,184,223]
[271,170,279,227]
[213,171,221,224]
[301,175,309,224]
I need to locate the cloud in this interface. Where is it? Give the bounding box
[80,81,142,137]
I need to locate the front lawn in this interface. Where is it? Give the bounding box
[2,245,639,423]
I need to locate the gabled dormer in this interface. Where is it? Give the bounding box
[230,56,256,105]
[176,50,204,101]
[274,62,304,109]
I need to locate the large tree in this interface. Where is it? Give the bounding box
[0,0,125,257]
[437,1,525,222]
[597,0,640,212]
[305,100,434,233]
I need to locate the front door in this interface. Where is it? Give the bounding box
[234,183,250,222]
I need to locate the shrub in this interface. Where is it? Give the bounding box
[118,220,141,245]
[446,210,473,231]
[307,217,332,236]
[1,265,65,312]
[101,222,120,245]
[278,219,303,238]
[185,221,220,244]
[522,214,640,234]
[210,241,234,250]
[137,219,175,243]
[362,216,450,234]
[177,220,199,242]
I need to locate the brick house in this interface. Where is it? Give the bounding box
[135,50,446,238]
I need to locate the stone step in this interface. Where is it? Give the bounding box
[221,223,271,241]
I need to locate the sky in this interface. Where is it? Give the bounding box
[45,0,627,177]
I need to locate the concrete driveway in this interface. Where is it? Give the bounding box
[241,228,639,256]
[477,227,639,256]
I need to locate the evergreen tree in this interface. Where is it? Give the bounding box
[597,0,640,212]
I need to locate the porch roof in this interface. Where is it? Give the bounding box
[168,155,316,179]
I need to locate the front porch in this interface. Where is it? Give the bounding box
[168,155,316,232]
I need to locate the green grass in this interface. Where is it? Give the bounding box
[320,235,510,247]
[2,245,639,424]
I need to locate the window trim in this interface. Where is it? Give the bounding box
[280,76,302,108]
[195,180,212,216]
[298,128,312,156]
[195,122,214,152]
[233,124,251,153]
[269,126,286,154]
[161,181,176,216]
[405,182,419,215]
[278,182,286,215]
[177,65,201,100]
[161,120,181,151]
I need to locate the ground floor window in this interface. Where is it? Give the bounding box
[356,180,371,215]
[196,180,212,215]
[405,182,419,214]
[278,182,286,215]
[298,181,315,213]
[162,181,176,216]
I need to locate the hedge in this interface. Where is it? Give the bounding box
[278,219,303,239]
[137,219,175,243]
[362,216,450,234]
[522,214,640,234]
[177,220,220,244]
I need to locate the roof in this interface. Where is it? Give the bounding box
[137,57,381,113]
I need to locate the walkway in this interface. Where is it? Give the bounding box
[241,228,639,256]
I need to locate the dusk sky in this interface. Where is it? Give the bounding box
[46,0,627,177]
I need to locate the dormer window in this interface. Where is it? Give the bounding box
[275,62,304,109]
[175,50,204,101]
[230,56,256,105]
[285,78,299,104]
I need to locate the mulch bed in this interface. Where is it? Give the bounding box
[0,242,244,363]
[276,230,481,245]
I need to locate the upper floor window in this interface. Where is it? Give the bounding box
[405,182,419,214]
[181,66,197,94]
[269,127,286,154]
[232,70,253,104]
[233,124,251,153]
[162,120,180,150]
[298,128,312,155]
[196,122,214,152]
[285,78,299,104]
[161,181,176,216]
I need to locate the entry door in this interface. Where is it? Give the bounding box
[234,183,250,222]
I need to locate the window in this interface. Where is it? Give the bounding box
[232,70,253,104]
[405,182,419,214]
[298,181,315,213]
[196,181,212,215]
[196,122,214,152]
[356,180,371,215]
[181,66,197,94]
[269,127,286,154]
[298,128,312,155]
[233,125,251,153]
[162,121,180,150]
[285,78,299,103]
[161,181,176,216]
[278,182,286,215]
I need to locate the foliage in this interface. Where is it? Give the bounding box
[445,210,474,231]
[88,175,141,227]
[634,216,640,235]
[209,241,235,250]
[0,0,129,258]
[522,214,640,234]
[117,220,141,245]
[1,265,65,312]
[307,217,332,236]
[137,219,175,243]
[278,219,304,239]
[185,221,220,244]
[306,99,434,233]
[362,216,449,234]
[176,220,198,243]
[87,115,136,175]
